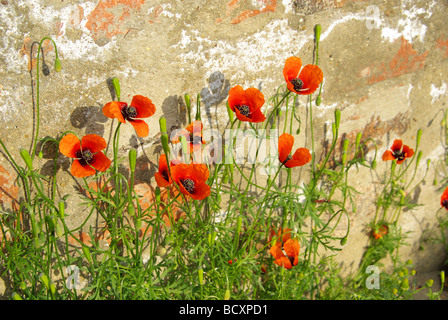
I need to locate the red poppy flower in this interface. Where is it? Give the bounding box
[283,56,323,95]
[372,224,388,240]
[154,154,177,187]
[228,85,266,123]
[441,187,448,210]
[172,120,206,154]
[59,133,111,178]
[269,228,300,269]
[278,133,311,168]
[170,163,211,200]
[382,139,415,164]
[102,95,156,138]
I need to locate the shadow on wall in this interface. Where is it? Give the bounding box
[200,71,230,129]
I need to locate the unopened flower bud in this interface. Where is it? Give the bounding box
[11,292,23,300]
[54,57,62,72]
[129,148,137,173]
[198,268,204,285]
[426,279,433,287]
[112,77,120,101]
[314,24,322,43]
[334,109,341,130]
[161,133,170,156]
[224,288,231,300]
[159,117,167,134]
[20,148,33,171]
[315,95,321,106]
[39,273,50,290]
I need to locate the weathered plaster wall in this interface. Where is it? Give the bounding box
[1,0,448,294]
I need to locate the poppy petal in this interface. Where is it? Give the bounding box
[382,150,396,161]
[155,171,172,187]
[297,64,323,95]
[131,95,156,119]
[103,101,126,123]
[274,256,293,269]
[81,134,107,154]
[278,133,294,164]
[189,181,211,200]
[71,159,96,178]
[285,148,311,168]
[283,56,302,83]
[391,139,403,152]
[90,151,111,172]
[269,242,284,260]
[402,145,414,158]
[129,119,149,138]
[244,87,265,110]
[441,187,448,208]
[228,85,245,112]
[59,133,81,158]
[283,239,300,266]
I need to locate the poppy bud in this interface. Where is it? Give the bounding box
[136,218,142,230]
[112,77,121,101]
[198,268,204,285]
[54,57,62,72]
[38,150,43,159]
[332,123,336,138]
[184,93,191,115]
[315,95,321,106]
[159,117,167,134]
[20,148,33,171]
[426,279,433,287]
[371,160,377,169]
[334,109,341,130]
[45,215,55,233]
[155,187,161,202]
[236,216,242,235]
[161,133,170,156]
[82,246,92,264]
[340,237,347,246]
[406,259,413,265]
[224,288,231,300]
[39,273,50,290]
[355,132,362,150]
[50,283,56,295]
[157,247,167,256]
[441,271,445,286]
[392,288,398,295]
[314,24,322,44]
[195,93,202,121]
[129,148,137,173]
[58,200,65,220]
[416,129,422,147]
[42,61,50,76]
[128,203,135,216]
[55,223,63,237]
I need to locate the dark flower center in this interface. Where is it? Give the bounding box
[392,149,405,161]
[443,199,448,209]
[181,178,195,194]
[122,105,137,120]
[290,78,304,91]
[282,155,292,165]
[76,149,95,166]
[162,169,169,182]
[236,105,251,117]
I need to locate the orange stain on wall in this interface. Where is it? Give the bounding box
[85,0,146,40]
[366,37,428,84]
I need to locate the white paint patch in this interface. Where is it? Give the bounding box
[430,82,448,104]
[173,19,309,85]
[380,0,436,43]
[282,0,294,14]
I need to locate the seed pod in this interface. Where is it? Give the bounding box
[42,61,50,76]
